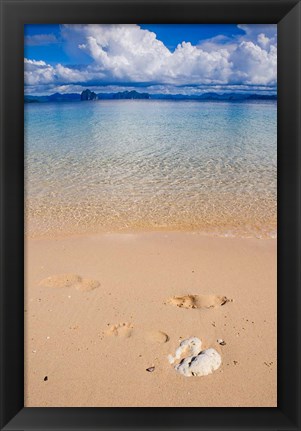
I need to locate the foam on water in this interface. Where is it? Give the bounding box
[25,100,277,238]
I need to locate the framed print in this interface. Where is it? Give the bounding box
[0,0,300,430]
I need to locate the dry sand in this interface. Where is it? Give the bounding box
[24,232,276,407]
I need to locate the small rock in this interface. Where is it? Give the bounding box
[146,366,155,372]
[217,339,226,346]
[44,376,48,381]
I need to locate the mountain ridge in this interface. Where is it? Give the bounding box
[24,89,277,103]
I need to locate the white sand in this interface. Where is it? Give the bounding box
[25,232,277,407]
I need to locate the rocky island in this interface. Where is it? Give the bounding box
[80,89,98,101]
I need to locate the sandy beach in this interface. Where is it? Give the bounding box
[24,231,277,407]
[23,22,277,409]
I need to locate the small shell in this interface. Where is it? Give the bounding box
[146,366,155,372]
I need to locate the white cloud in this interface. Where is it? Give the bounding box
[25,33,58,46]
[237,24,277,42]
[24,24,277,91]
[230,40,277,85]
[24,59,56,85]
[24,58,92,86]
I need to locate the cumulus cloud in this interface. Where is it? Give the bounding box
[237,24,277,42]
[230,41,277,85]
[24,58,94,86]
[24,24,277,92]
[24,59,56,85]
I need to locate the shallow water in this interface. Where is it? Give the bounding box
[25,99,277,238]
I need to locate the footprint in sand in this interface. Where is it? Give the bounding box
[166,294,231,310]
[145,330,169,344]
[106,325,169,343]
[107,323,134,338]
[75,279,100,292]
[38,274,100,292]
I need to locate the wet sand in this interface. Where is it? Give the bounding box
[25,231,276,407]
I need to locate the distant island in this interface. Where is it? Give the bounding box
[81,89,98,101]
[24,89,277,103]
[111,90,150,99]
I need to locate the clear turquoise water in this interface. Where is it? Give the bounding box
[25,100,277,238]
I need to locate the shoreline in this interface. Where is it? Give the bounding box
[25,231,277,407]
[25,225,277,242]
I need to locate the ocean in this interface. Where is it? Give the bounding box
[25,99,277,238]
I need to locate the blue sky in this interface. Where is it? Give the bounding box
[24,24,277,95]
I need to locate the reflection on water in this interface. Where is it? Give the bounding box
[25,100,277,238]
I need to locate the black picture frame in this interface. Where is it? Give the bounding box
[0,0,300,430]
